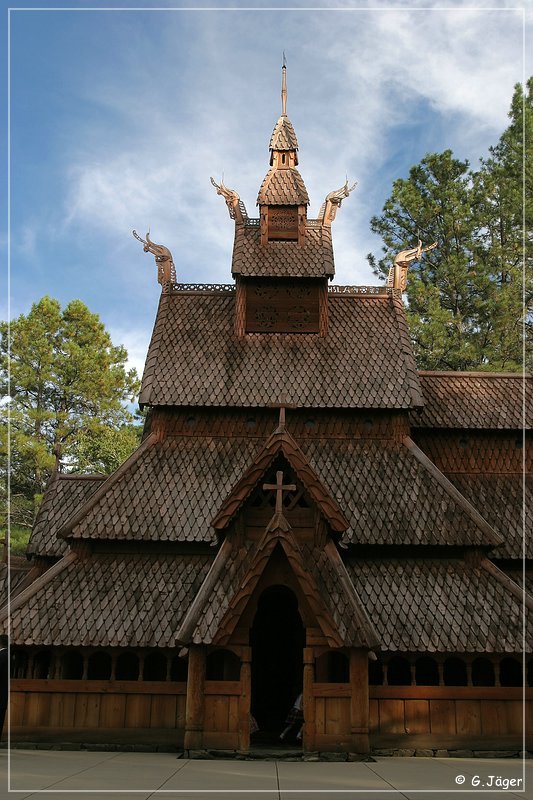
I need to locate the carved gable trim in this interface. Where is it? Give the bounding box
[210,426,349,533]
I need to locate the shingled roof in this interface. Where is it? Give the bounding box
[445,473,532,560]
[59,433,261,544]
[269,115,299,151]
[308,437,502,548]
[257,167,309,206]
[232,224,334,278]
[346,557,532,653]
[28,474,106,558]
[58,426,501,549]
[4,551,212,648]
[412,372,531,429]
[139,290,423,410]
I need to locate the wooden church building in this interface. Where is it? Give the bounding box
[4,67,532,755]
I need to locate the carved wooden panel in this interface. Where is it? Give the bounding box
[268,205,298,240]
[245,279,320,333]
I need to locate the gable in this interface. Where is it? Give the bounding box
[176,522,378,650]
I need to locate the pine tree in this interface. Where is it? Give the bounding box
[0,297,141,529]
[368,81,531,371]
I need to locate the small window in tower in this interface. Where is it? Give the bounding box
[282,154,286,164]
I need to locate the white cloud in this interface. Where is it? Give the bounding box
[40,7,531,296]
[107,324,152,381]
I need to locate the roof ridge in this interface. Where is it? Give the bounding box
[481,557,533,611]
[139,292,171,407]
[419,371,530,379]
[390,293,424,408]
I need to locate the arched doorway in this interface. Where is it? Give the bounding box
[250,585,305,743]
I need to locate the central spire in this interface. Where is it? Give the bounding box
[281,54,287,116]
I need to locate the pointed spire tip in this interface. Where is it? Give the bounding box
[281,55,287,116]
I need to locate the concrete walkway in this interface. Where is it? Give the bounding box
[0,751,531,800]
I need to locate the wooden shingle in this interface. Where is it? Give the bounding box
[346,557,531,653]
[139,291,423,410]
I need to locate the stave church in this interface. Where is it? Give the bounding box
[3,66,532,756]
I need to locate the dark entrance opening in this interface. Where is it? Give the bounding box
[251,584,305,745]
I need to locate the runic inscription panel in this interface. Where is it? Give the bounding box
[245,279,320,333]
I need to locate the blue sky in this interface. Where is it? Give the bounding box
[4,1,531,379]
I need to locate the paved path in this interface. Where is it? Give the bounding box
[0,751,531,799]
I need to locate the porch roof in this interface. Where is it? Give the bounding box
[346,556,532,653]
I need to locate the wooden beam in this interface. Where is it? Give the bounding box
[238,647,251,752]
[184,646,206,750]
[350,649,369,753]
[302,647,315,752]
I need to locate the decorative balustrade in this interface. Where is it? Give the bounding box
[165,283,391,295]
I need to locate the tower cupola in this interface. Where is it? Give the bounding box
[257,62,309,245]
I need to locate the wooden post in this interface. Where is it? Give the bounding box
[466,657,473,687]
[238,647,251,752]
[350,649,369,753]
[302,647,315,752]
[184,646,206,751]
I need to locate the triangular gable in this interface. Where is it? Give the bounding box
[176,516,379,650]
[211,425,349,533]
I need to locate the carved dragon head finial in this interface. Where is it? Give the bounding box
[387,240,437,292]
[132,229,176,288]
[321,178,357,225]
[210,176,247,224]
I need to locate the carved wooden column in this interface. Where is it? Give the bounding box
[184,646,206,751]
[350,649,370,753]
[238,646,251,752]
[302,647,315,752]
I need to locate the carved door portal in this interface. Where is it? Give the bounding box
[250,585,305,744]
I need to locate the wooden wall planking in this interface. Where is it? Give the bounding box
[404,699,430,735]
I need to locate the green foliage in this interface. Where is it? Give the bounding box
[6,526,32,556]
[1,297,141,536]
[368,80,531,371]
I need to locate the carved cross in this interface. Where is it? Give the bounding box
[263,470,296,514]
